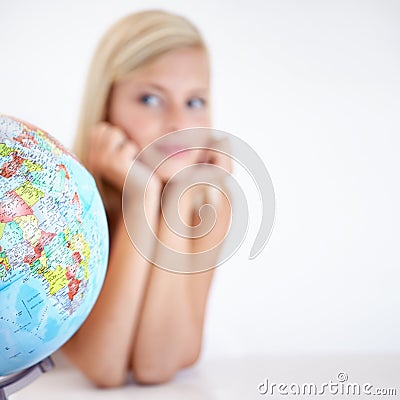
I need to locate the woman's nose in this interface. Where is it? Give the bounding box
[165,104,191,133]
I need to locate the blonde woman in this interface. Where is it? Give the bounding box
[62,10,231,388]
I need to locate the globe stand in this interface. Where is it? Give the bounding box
[0,357,54,400]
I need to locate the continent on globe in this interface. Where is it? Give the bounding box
[0,115,109,377]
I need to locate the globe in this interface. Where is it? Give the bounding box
[0,115,109,376]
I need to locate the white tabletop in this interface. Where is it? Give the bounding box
[10,353,400,400]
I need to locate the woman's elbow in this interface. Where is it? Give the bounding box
[131,360,177,385]
[131,346,201,385]
[70,360,127,388]
[85,369,127,389]
[61,346,127,388]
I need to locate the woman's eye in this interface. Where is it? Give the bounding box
[139,94,161,107]
[187,97,206,109]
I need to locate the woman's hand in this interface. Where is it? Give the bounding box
[87,122,162,198]
[160,136,233,232]
[199,136,233,174]
[186,136,233,219]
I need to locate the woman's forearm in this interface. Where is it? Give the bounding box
[61,196,159,387]
[131,187,230,384]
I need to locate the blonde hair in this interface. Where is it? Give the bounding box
[73,10,208,204]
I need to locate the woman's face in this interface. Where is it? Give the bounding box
[107,46,211,181]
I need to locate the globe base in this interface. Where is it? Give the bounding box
[0,357,54,400]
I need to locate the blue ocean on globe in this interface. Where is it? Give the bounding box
[0,115,109,376]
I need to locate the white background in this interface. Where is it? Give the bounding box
[1,0,399,361]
